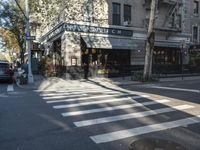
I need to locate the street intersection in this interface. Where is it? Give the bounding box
[0,79,200,150]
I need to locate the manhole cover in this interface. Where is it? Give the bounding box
[129,138,188,150]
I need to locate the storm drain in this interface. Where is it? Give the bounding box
[129,138,188,150]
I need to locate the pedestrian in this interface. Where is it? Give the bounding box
[84,63,89,79]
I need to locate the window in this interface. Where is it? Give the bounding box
[170,13,175,28]
[176,15,182,29]
[170,14,182,29]
[84,0,93,22]
[112,3,121,25]
[124,5,131,25]
[194,1,199,15]
[193,26,198,42]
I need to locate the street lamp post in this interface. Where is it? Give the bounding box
[25,0,34,83]
[180,44,183,80]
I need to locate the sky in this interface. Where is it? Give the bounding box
[3,0,10,2]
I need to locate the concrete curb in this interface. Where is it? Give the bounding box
[159,76,200,82]
[92,75,200,86]
[87,78,143,87]
[107,81,142,86]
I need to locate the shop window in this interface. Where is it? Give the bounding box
[194,1,199,15]
[112,3,121,25]
[124,5,131,26]
[81,49,130,75]
[84,0,93,22]
[192,26,199,42]
[153,49,180,65]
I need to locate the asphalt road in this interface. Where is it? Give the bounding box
[121,79,200,104]
[0,79,200,150]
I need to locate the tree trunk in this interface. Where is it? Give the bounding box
[143,0,157,81]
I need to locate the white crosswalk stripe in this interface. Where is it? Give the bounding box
[41,91,121,99]
[7,84,14,92]
[40,89,121,95]
[43,94,88,100]
[41,92,88,97]
[38,88,106,93]
[40,87,199,145]
[74,105,194,127]
[46,93,148,103]
[53,95,149,109]
[90,115,200,144]
[42,90,122,97]
[45,94,120,102]
[61,99,170,117]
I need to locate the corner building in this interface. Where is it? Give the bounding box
[39,0,191,79]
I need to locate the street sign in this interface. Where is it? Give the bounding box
[24,36,36,40]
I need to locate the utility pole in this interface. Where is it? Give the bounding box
[25,0,34,83]
[143,0,157,81]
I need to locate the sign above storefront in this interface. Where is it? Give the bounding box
[64,23,133,37]
[41,23,133,41]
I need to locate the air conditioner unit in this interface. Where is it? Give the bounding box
[123,21,131,26]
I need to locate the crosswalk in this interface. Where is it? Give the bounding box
[74,105,194,127]
[39,87,200,144]
[7,84,14,92]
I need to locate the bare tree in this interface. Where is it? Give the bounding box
[143,0,158,81]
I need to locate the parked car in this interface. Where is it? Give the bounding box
[0,61,13,83]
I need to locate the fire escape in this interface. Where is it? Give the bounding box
[143,0,183,32]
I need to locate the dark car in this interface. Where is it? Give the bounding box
[0,61,13,83]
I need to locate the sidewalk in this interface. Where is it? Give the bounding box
[16,74,200,90]
[16,74,45,90]
[16,75,92,90]
[87,76,141,86]
[87,75,200,87]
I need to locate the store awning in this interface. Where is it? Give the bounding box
[81,36,144,50]
[155,40,181,48]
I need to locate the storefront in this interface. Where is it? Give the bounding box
[40,22,190,78]
[188,44,200,73]
[80,36,140,77]
[153,40,183,74]
[81,48,131,77]
[153,47,181,74]
[40,22,145,78]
